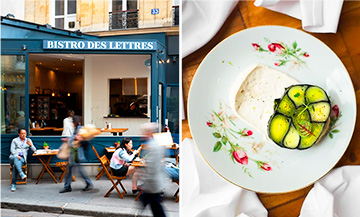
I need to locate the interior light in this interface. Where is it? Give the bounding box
[52,93,55,96]
[73,63,75,66]
[60,59,63,61]
[67,93,71,97]
[166,59,170,64]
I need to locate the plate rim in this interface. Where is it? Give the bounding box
[187,25,358,193]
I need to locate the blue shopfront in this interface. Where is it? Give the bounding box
[1,17,179,168]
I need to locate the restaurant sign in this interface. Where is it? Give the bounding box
[43,40,157,51]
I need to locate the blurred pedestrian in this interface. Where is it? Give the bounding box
[9,128,37,192]
[139,123,166,217]
[59,115,93,193]
[110,137,141,193]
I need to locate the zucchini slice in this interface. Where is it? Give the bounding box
[268,84,331,150]
[298,123,325,149]
[305,86,329,104]
[288,85,307,108]
[277,95,295,116]
[268,114,291,146]
[283,124,300,149]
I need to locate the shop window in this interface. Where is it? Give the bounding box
[1,55,26,134]
[166,86,179,133]
[55,0,76,30]
[109,78,148,118]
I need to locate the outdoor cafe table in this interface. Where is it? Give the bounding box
[99,128,128,136]
[32,149,59,184]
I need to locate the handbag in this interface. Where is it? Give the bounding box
[57,142,70,160]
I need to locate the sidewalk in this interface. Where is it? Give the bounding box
[1,174,179,217]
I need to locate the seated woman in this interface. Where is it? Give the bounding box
[110,137,141,194]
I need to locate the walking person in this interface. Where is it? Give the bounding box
[139,123,166,217]
[59,115,93,193]
[110,137,141,193]
[9,128,37,192]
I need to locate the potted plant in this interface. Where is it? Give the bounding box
[43,142,49,150]
[114,140,120,148]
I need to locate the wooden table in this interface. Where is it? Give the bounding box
[30,127,63,135]
[183,2,360,216]
[99,128,128,136]
[32,149,59,184]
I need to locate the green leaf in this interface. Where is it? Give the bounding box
[292,41,297,49]
[213,141,222,152]
[296,48,301,52]
[329,133,334,139]
[332,129,340,133]
[221,136,228,144]
[213,132,221,138]
[294,93,300,98]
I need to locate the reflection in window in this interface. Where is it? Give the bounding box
[1,55,26,134]
[166,86,179,133]
[109,78,148,118]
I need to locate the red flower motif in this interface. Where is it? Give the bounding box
[330,105,340,119]
[242,129,253,136]
[252,43,260,51]
[303,52,310,57]
[274,62,280,66]
[206,121,213,127]
[260,162,272,171]
[268,43,284,54]
[233,149,248,165]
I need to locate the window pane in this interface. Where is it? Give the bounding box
[127,0,137,10]
[112,0,123,11]
[110,78,148,117]
[55,18,64,28]
[68,0,76,14]
[166,86,179,133]
[1,55,26,134]
[55,0,64,15]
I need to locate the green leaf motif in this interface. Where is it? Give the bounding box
[222,136,228,144]
[294,93,300,98]
[213,141,222,152]
[213,132,221,138]
[332,129,340,133]
[293,41,297,49]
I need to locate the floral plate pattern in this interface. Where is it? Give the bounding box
[188,26,356,193]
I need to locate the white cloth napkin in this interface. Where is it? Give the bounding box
[254,0,344,33]
[182,0,238,58]
[181,138,268,217]
[300,166,360,217]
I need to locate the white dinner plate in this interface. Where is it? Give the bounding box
[188,26,357,193]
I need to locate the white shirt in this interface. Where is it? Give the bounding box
[62,117,74,136]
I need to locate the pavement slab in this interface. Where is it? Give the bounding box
[1,176,179,217]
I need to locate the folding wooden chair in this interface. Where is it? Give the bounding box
[92,146,110,180]
[56,161,76,183]
[99,155,128,199]
[10,164,27,185]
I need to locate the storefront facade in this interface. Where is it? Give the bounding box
[1,16,178,166]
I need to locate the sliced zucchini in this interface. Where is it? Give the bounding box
[283,124,300,149]
[268,114,291,146]
[288,85,307,108]
[268,84,331,150]
[305,86,329,104]
[309,102,331,122]
[277,95,295,116]
[298,123,325,149]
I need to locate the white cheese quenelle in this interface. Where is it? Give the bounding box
[231,64,298,140]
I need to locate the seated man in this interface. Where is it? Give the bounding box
[9,128,37,192]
